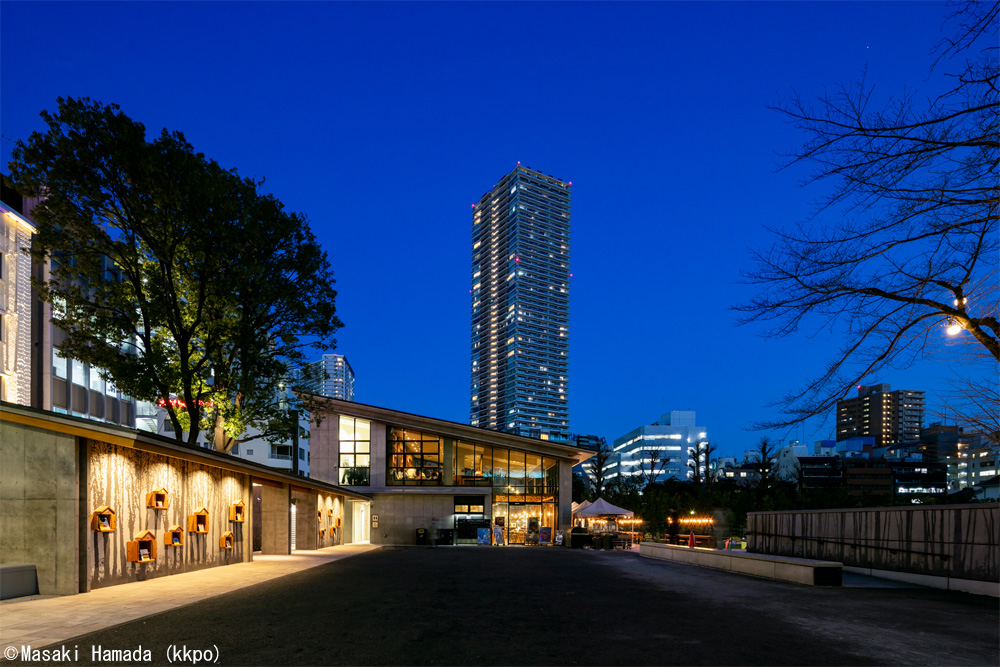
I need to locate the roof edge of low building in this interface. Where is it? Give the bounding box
[300,393,593,463]
[0,400,371,501]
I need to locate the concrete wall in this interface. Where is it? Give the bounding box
[368,492,458,545]
[86,439,251,590]
[0,420,80,595]
[258,481,290,555]
[747,504,999,582]
[309,413,338,484]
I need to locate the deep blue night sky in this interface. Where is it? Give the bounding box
[1,1,980,458]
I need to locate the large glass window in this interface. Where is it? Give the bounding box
[489,448,559,546]
[71,359,87,387]
[526,453,543,494]
[508,450,526,500]
[545,457,559,493]
[339,416,371,485]
[491,501,558,546]
[454,441,491,486]
[491,449,509,487]
[388,429,441,485]
[52,349,67,379]
[89,368,104,393]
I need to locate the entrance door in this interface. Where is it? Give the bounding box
[352,502,369,543]
[252,483,263,552]
[507,503,542,545]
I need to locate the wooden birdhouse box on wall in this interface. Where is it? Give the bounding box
[126,530,158,563]
[91,506,116,532]
[220,531,234,549]
[229,500,246,523]
[188,507,210,533]
[146,487,169,509]
[165,525,184,547]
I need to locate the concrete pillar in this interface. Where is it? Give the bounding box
[558,460,573,529]
[258,481,290,555]
[291,486,318,550]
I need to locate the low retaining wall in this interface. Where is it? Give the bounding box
[842,565,999,597]
[747,504,999,582]
[639,542,842,586]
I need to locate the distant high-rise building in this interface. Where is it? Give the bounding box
[836,383,925,447]
[298,353,355,402]
[609,411,708,483]
[470,165,571,440]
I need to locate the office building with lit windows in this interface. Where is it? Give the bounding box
[0,184,141,426]
[297,353,355,402]
[607,411,709,483]
[836,384,925,447]
[0,196,35,406]
[470,165,571,440]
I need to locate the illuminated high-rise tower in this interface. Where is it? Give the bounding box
[298,353,355,402]
[470,165,571,440]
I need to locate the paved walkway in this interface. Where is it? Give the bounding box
[5,546,992,666]
[0,544,380,650]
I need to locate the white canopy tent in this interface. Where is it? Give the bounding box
[572,497,636,534]
[576,497,633,519]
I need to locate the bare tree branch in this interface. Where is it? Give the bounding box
[737,1,999,432]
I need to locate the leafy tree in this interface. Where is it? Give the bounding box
[8,97,342,451]
[738,1,999,431]
[636,482,672,535]
[605,474,642,514]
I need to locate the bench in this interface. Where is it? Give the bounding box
[0,564,39,600]
[639,542,842,586]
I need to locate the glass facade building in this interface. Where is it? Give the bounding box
[470,165,571,440]
[308,399,588,547]
[385,424,561,545]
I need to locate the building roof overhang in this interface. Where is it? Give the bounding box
[303,394,594,464]
[0,202,38,234]
[0,401,371,501]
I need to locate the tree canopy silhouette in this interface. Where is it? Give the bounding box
[9,97,343,451]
